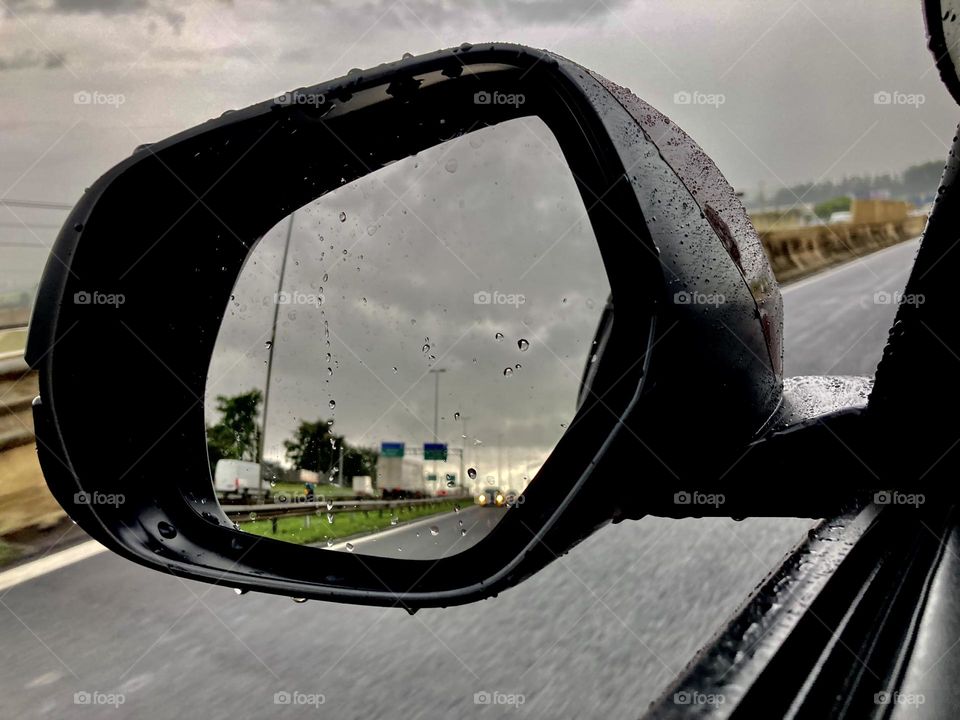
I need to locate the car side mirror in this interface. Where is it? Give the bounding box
[926,0,960,106]
[27,44,868,608]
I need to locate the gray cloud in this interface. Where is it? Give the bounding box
[338,0,634,27]
[0,48,66,71]
[5,0,184,31]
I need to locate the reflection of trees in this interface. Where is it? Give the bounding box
[284,419,378,483]
[206,391,377,484]
[206,390,262,467]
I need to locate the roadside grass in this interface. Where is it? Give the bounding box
[239,497,467,545]
[0,539,22,567]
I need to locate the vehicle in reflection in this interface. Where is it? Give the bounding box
[477,488,505,508]
[213,459,266,502]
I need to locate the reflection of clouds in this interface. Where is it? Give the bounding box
[207,118,609,474]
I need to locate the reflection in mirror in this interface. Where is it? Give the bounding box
[206,117,610,560]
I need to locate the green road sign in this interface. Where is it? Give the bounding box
[424,442,447,461]
[380,442,405,458]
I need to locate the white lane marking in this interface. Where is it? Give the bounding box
[0,540,107,593]
[781,237,920,296]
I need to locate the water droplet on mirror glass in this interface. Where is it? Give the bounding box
[454,412,460,420]
[390,515,399,526]
[444,159,458,173]
[327,513,335,524]
[467,468,477,479]
[338,211,347,222]
[233,588,246,595]
[503,367,513,377]
[157,521,177,539]
[495,332,504,342]
[292,597,308,604]
[518,339,529,351]
[460,528,467,537]
[345,542,355,552]
[264,340,273,349]
[429,526,440,536]
[329,400,336,409]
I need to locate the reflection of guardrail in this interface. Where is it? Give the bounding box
[223,497,455,522]
[224,497,463,535]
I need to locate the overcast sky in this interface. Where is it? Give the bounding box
[2,1,955,203]
[4,1,955,284]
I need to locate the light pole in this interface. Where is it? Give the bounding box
[460,414,469,494]
[429,368,445,484]
[429,368,446,442]
[257,212,294,501]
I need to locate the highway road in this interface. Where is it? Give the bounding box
[331,505,507,559]
[0,239,919,719]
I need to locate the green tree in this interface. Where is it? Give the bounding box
[284,419,338,475]
[284,419,378,483]
[343,446,378,483]
[813,196,851,219]
[206,389,263,466]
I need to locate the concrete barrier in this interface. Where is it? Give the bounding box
[0,354,64,536]
[760,215,926,283]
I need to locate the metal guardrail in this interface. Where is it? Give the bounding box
[222,496,464,522]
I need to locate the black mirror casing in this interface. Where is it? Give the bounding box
[28,44,789,607]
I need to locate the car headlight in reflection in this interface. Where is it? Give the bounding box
[495,493,504,506]
[477,494,487,504]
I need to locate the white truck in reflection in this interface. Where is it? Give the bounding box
[351,475,376,497]
[377,456,428,499]
[213,459,268,502]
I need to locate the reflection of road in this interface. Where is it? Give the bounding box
[0,240,920,718]
[332,505,508,559]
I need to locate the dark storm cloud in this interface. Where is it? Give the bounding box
[4,0,184,31]
[317,0,632,28]
[0,48,66,71]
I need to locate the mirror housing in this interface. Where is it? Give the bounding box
[27,43,829,607]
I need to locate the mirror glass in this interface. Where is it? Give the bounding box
[205,116,610,559]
